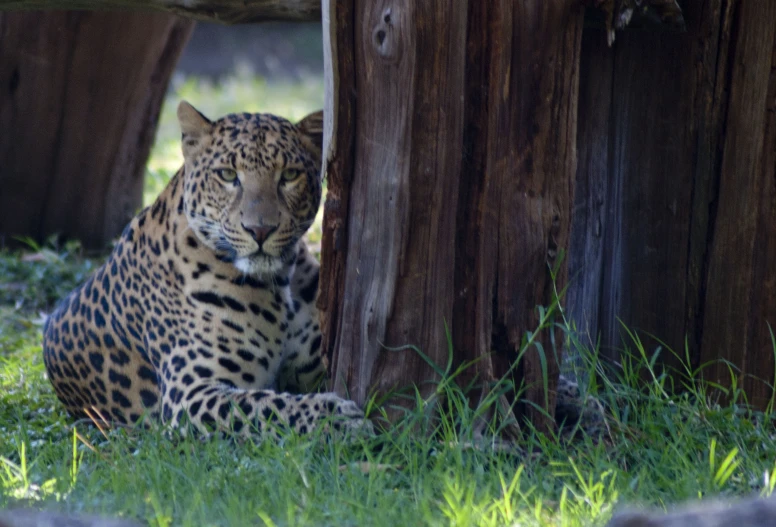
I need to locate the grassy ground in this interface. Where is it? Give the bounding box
[1,75,776,526]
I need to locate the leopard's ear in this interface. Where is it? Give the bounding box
[296,110,324,158]
[178,101,213,157]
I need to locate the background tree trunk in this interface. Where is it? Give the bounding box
[567,0,776,407]
[320,0,584,430]
[0,11,193,249]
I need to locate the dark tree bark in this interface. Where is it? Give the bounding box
[568,0,776,407]
[320,0,584,431]
[0,11,193,249]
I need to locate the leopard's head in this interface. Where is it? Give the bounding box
[177,101,323,276]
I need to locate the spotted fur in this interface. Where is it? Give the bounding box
[42,102,368,438]
[555,374,609,440]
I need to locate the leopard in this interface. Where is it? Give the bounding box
[555,373,609,440]
[42,101,602,442]
[42,101,369,439]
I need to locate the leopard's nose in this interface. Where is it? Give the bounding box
[242,223,277,245]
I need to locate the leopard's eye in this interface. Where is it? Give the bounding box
[214,168,238,183]
[280,169,304,182]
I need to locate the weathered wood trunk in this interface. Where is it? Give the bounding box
[320,0,584,429]
[568,0,776,407]
[0,11,193,249]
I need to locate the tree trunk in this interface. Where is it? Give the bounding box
[320,0,584,431]
[0,11,193,249]
[0,0,319,23]
[568,0,776,407]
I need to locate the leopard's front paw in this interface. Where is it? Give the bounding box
[312,392,374,437]
[555,374,609,440]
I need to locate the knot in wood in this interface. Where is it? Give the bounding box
[371,7,400,62]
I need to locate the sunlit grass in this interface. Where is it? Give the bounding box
[2,240,776,524]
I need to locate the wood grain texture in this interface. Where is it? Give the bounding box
[321,0,584,430]
[0,11,193,248]
[565,31,614,366]
[571,1,720,370]
[0,1,319,23]
[700,0,776,407]
[326,0,466,408]
[482,1,583,428]
[571,0,776,406]
[318,0,355,379]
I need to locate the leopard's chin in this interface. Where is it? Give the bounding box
[234,253,285,277]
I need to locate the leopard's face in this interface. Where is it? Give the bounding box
[178,102,323,276]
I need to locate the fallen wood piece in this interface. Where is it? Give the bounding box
[0,509,143,527]
[607,495,776,527]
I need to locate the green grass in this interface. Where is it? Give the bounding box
[2,74,776,525]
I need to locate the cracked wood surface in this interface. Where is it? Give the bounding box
[320,0,585,431]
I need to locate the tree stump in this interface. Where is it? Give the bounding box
[0,11,193,248]
[568,0,776,406]
[319,0,584,431]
